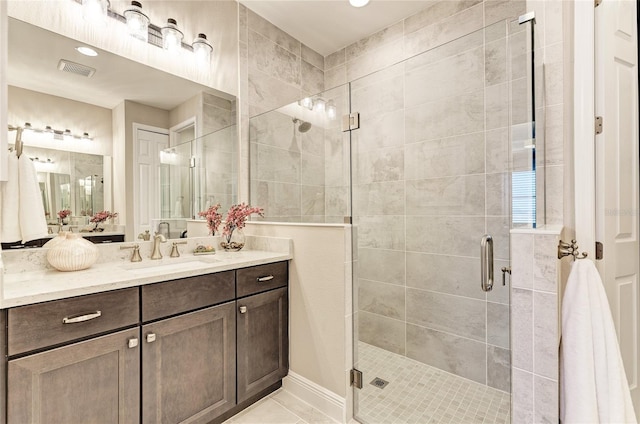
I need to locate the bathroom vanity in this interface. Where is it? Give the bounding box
[0,242,290,424]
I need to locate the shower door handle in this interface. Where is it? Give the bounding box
[480,235,494,292]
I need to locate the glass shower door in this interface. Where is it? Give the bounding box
[351,19,524,423]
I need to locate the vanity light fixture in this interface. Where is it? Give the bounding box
[76,46,98,57]
[161,18,184,51]
[82,0,109,24]
[72,0,214,63]
[11,123,93,141]
[193,33,213,64]
[349,0,370,7]
[123,1,150,43]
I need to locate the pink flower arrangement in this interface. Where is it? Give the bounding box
[57,209,72,220]
[221,203,264,249]
[198,204,222,235]
[90,211,118,231]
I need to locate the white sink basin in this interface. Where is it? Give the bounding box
[120,256,220,276]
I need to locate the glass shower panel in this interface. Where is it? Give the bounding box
[197,124,238,216]
[510,18,540,228]
[352,20,513,424]
[160,141,192,221]
[248,84,350,223]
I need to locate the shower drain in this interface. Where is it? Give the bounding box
[370,377,389,389]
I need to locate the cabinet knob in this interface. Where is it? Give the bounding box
[239,306,247,314]
[128,338,139,349]
[146,333,157,343]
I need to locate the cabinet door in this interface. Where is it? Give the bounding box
[142,302,236,424]
[237,287,288,403]
[8,327,140,424]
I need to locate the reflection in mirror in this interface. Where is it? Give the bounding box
[10,144,106,227]
[7,16,237,244]
[156,124,238,239]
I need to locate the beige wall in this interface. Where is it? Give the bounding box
[8,86,112,156]
[244,222,351,398]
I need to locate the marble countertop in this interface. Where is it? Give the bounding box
[0,236,292,308]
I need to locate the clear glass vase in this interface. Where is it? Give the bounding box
[220,228,245,251]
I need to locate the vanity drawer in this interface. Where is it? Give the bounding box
[8,287,139,356]
[142,270,235,322]
[236,261,288,298]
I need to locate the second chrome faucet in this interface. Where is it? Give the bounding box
[151,233,167,260]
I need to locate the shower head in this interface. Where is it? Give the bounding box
[292,118,312,133]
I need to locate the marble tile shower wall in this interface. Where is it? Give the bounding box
[202,124,237,213]
[329,0,526,394]
[239,5,333,221]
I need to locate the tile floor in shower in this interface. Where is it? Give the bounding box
[355,342,511,424]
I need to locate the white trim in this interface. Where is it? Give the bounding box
[169,116,196,147]
[282,371,346,423]
[132,123,169,137]
[574,0,596,258]
[0,0,7,181]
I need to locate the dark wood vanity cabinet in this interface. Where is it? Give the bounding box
[2,260,289,424]
[237,287,289,403]
[7,328,140,424]
[141,271,237,424]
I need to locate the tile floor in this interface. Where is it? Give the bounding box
[223,389,338,424]
[354,342,511,424]
[224,343,511,424]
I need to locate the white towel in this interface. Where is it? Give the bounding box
[561,259,638,423]
[17,155,48,244]
[0,155,21,243]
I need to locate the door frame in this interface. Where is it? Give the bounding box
[132,123,169,238]
[574,0,597,257]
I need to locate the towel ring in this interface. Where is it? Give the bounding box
[558,239,588,261]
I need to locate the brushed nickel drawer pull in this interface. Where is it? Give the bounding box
[256,275,274,282]
[239,306,247,314]
[62,311,102,324]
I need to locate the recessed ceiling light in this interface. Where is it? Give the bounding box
[76,46,98,57]
[349,0,370,7]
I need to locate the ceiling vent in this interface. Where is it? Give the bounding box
[57,59,96,78]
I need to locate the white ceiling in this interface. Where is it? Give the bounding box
[8,18,216,110]
[239,0,432,56]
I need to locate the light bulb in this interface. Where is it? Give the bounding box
[162,18,184,51]
[314,98,326,113]
[299,97,313,110]
[193,33,213,64]
[124,1,149,42]
[349,0,370,6]
[326,101,337,120]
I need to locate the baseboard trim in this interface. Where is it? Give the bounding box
[282,371,346,423]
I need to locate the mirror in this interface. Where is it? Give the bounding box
[6,16,237,245]
[10,144,106,226]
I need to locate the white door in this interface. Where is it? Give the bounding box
[595,0,640,410]
[133,128,168,238]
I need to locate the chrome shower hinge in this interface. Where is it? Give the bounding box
[350,369,363,389]
[342,112,360,132]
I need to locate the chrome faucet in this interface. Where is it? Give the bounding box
[120,244,142,262]
[151,233,167,260]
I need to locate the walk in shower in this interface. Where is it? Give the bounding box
[249,16,536,424]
